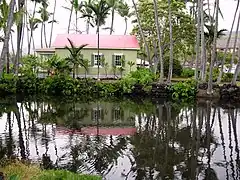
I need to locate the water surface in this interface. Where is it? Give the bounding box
[0,97,239,180]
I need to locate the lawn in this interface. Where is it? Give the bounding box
[1,161,101,180]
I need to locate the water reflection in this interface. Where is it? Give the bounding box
[0,97,239,180]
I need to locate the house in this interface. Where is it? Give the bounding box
[36,34,140,78]
[217,31,240,53]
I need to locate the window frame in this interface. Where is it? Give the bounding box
[114,53,123,67]
[92,107,102,121]
[93,53,103,67]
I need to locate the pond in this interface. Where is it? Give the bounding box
[0,96,239,180]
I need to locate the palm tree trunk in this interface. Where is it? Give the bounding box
[217,0,240,83]
[195,0,201,80]
[124,17,127,35]
[10,33,15,56]
[44,23,48,47]
[207,0,219,94]
[75,10,78,33]
[86,18,90,34]
[6,38,10,74]
[200,0,206,81]
[68,3,73,34]
[167,0,173,83]
[132,0,151,70]
[25,0,30,54]
[41,22,44,48]
[231,35,240,85]
[28,1,37,54]
[97,19,100,80]
[229,10,240,73]
[152,0,162,76]
[110,8,114,35]
[13,0,25,75]
[49,0,57,47]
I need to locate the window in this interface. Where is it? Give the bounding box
[115,55,122,66]
[93,53,103,66]
[92,107,102,121]
[113,107,121,121]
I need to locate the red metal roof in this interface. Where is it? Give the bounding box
[52,34,140,50]
[56,127,136,136]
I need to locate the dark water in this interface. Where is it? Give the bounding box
[0,97,239,180]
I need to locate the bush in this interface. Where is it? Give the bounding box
[168,79,197,101]
[222,72,233,82]
[206,67,219,82]
[120,68,156,94]
[0,73,17,94]
[181,68,195,78]
[159,57,183,77]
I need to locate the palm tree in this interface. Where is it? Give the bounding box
[207,0,219,94]
[0,0,15,77]
[117,2,133,35]
[153,0,164,82]
[13,0,25,75]
[107,0,120,35]
[0,0,15,73]
[82,0,111,80]
[65,38,88,78]
[195,0,201,80]
[38,1,50,48]
[132,0,152,72]
[200,0,206,81]
[80,0,93,34]
[49,0,57,47]
[27,0,46,54]
[167,0,173,83]
[217,0,240,83]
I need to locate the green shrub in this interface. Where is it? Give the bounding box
[180,68,195,78]
[159,57,183,77]
[169,79,197,101]
[206,67,219,82]
[0,73,17,94]
[120,68,156,93]
[42,75,79,96]
[222,72,233,82]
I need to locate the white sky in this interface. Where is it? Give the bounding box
[1,0,239,53]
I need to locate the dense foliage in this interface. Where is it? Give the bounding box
[169,79,197,101]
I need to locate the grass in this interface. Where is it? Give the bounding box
[1,161,101,180]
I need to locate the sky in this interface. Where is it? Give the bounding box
[1,0,239,53]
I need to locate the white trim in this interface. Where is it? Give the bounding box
[114,54,123,67]
[93,53,103,67]
[114,53,123,55]
[93,52,103,55]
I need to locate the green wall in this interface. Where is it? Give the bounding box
[55,48,138,76]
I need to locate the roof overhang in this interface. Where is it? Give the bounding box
[54,47,140,51]
[35,48,55,53]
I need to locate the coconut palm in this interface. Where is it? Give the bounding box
[65,38,88,79]
[37,1,51,48]
[132,0,152,72]
[80,0,93,34]
[218,0,240,82]
[0,0,15,77]
[207,0,219,94]
[167,0,173,83]
[153,0,164,82]
[117,2,134,35]
[48,0,57,47]
[82,0,111,80]
[107,0,120,35]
